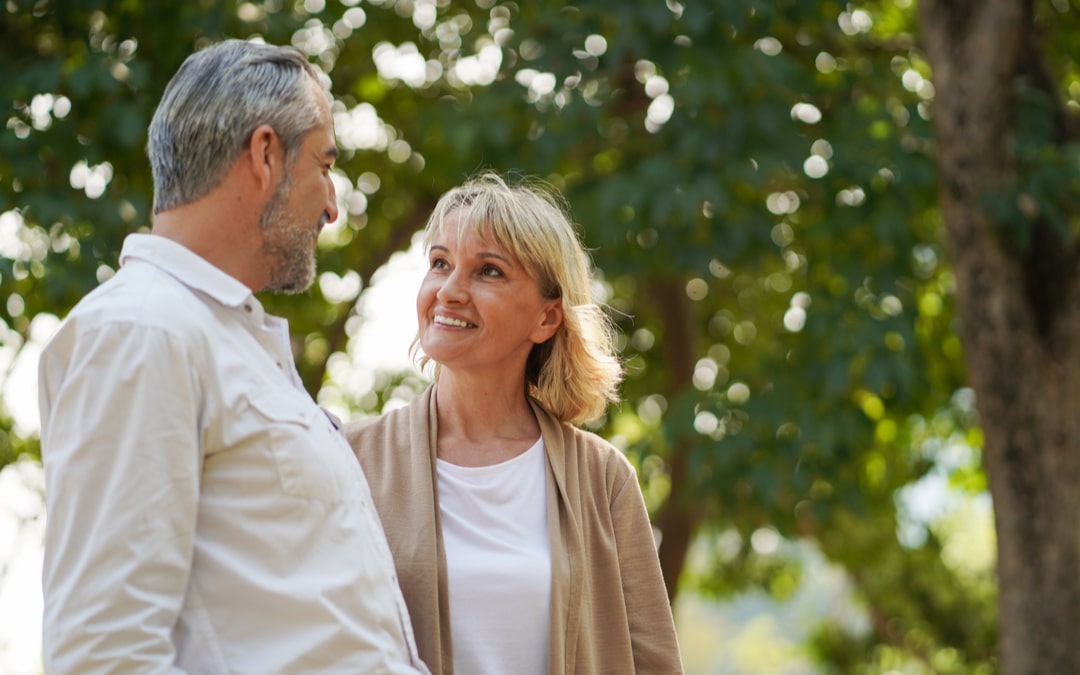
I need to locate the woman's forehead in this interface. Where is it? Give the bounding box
[432,212,501,246]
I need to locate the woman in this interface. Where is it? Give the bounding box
[346,172,683,674]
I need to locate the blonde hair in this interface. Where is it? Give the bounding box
[412,172,622,425]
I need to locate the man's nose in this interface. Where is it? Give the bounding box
[324,177,339,225]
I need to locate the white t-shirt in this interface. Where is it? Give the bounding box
[436,438,551,675]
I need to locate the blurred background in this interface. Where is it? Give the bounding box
[5,1,1080,673]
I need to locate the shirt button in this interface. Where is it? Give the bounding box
[244,304,253,313]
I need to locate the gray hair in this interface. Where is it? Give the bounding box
[147,39,324,214]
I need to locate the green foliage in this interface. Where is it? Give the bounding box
[692,528,806,604]
[0,411,38,466]
[6,0,1061,670]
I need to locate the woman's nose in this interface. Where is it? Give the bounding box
[436,269,468,303]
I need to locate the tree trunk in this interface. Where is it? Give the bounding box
[649,278,705,603]
[919,2,1080,673]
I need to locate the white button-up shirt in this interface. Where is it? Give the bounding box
[38,233,428,674]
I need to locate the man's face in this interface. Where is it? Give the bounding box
[260,78,338,294]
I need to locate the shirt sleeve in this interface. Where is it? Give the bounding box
[38,320,201,674]
[610,468,686,674]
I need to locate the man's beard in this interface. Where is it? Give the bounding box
[259,176,321,294]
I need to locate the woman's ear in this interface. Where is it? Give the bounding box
[531,299,564,344]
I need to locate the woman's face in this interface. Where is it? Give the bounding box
[416,210,562,377]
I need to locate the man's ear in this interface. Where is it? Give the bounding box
[246,124,281,192]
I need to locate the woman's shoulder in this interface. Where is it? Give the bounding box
[343,391,429,449]
[546,416,636,479]
[343,409,391,445]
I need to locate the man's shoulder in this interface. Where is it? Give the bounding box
[66,261,210,332]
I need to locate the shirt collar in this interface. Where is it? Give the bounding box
[118,232,256,310]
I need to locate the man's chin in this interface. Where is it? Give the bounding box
[276,277,315,295]
[274,283,310,296]
[266,265,316,295]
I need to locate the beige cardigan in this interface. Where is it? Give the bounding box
[344,387,684,675]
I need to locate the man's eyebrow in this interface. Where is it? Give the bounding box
[325,147,339,160]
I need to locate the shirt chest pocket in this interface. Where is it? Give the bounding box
[245,390,355,503]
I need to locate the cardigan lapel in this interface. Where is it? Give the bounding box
[531,400,584,675]
[401,388,453,675]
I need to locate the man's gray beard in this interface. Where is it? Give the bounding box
[259,177,318,294]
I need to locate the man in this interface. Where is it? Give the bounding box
[37,39,429,674]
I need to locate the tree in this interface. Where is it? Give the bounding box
[920,1,1080,672]
[5,0,1074,672]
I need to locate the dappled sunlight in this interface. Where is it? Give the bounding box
[292,19,335,58]
[693,357,720,391]
[677,537,864,674]
[804,155,829,179]
[0,212,50,290]
[334,103,390,152]
[836,186,866,207]
[838,8,874,36]
[3,0,1052,669]
[791,102,822,125]
[3,313,58,437]
[27,93,70,131]
[754,36,783,56]
[373,41,432,88]
[450,43,501,87]
[767,191,801,215]
[635,61,675,132]
[727,381,751,405]
[0,459,45,675]
[784,291,811,333]
[317,269,362,304]
[68,161,112,200]
[515,69,557,102]
[693,410,721,437]
[637,393,667,426]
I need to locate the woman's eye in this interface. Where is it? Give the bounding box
[430,258,449,270]
[482,265,503,277]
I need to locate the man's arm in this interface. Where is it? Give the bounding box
[39,321,201,674]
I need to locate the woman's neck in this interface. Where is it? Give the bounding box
[433,375,541,466]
